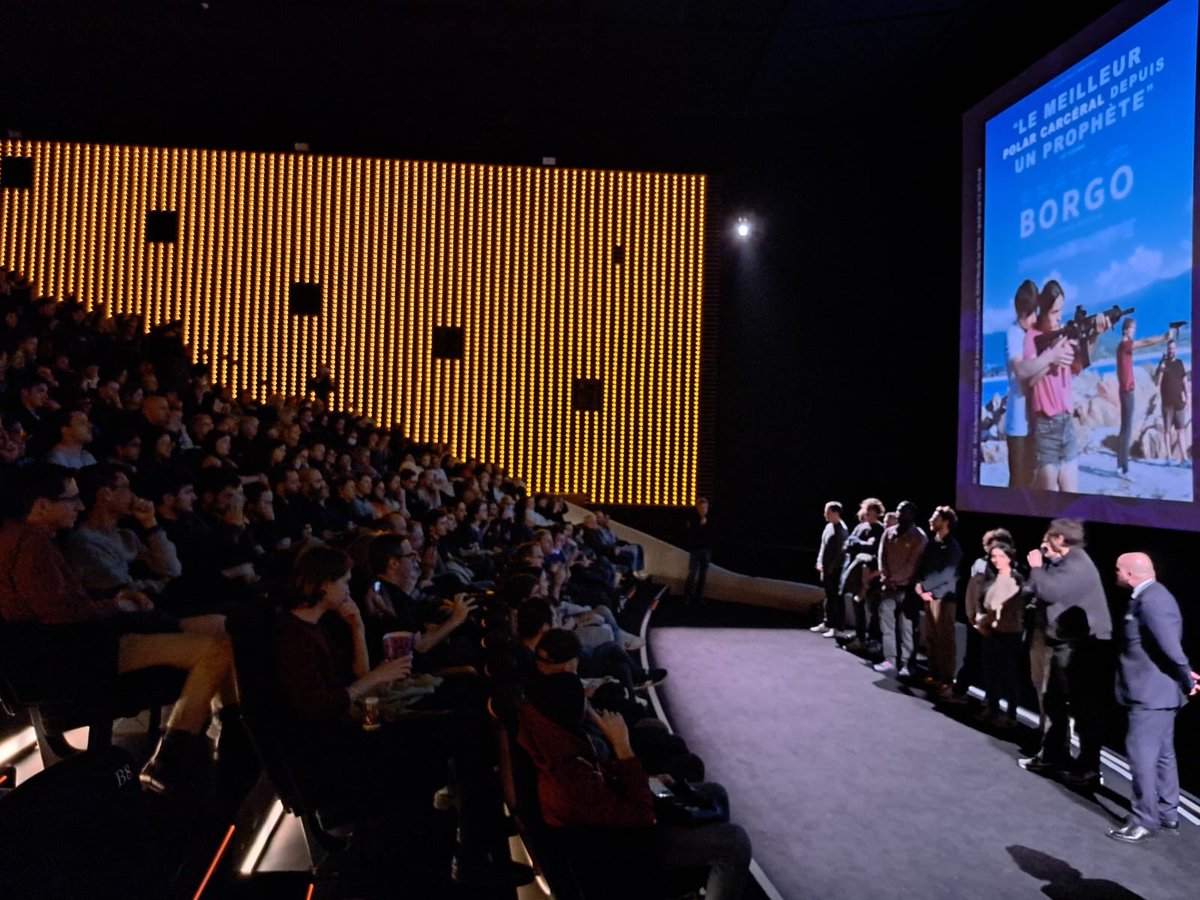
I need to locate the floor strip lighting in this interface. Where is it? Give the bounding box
[0,728,37,765]
[239,798,286,875]
[964,687,1200,825]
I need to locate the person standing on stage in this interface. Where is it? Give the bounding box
[682,496,714,605]
[1020,519,1112,787]
[1106,553,1199,844]
[915,505,962,697]
[1115,319,1168,477]
[811,501,848,638]
[841,497,885,654]
[873,501,926,676]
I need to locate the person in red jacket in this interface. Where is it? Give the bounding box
[518,672,751,899]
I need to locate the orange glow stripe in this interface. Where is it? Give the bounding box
[193,824,236,900]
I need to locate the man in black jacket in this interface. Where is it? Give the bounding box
[915,506,963,696]
[1021,519,1113,786]
[1106,553,1198,843]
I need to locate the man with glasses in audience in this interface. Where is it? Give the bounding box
[0,463,234,795]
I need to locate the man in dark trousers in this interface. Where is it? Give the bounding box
[1107,553,1199,843]
[915,505,963,697]
[1021,519,1113,787]
[812,501,848,638]
[682,496,713,605]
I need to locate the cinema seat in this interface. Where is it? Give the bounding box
[0,620,185,767]
[225,608,355,868]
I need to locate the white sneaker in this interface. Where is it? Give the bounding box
[822,628,837,638]
[809,623,829,633]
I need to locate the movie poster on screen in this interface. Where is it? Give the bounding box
[976,0,1198,504]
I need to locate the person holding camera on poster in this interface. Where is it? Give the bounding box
[1022,280,1110,492]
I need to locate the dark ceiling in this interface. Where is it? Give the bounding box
[3,0,1124,171]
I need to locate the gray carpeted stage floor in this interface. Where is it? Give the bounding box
[652,625,1199,900]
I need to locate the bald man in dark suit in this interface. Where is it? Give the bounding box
[1107,553,1199,844]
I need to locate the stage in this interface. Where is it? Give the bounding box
[651,613,1200,900]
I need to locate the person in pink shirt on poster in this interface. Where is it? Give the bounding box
[1023,280,1109,492]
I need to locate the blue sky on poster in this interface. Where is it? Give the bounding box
[981,0,1197,341]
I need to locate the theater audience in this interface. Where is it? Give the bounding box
[517,671,751,899]
[0,463,235,794]
[272,545,530,886]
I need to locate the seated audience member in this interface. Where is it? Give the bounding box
[532,629,684,776]
[103,423,144,474]
[542,557,642,652]
[0,464,236,793]
[45,405,98,470]
[195,468,262,587]
[271,545,531,887]
[296,466,346,539]
[364,533,479,670]
[244,481,290,552]
[6,370,54,453]
[582,510,646,574]
[517,672,751,900]
[329,474,376,528]
[64,463,183,599]
[269,464,307,542]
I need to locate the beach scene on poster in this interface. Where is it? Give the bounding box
[977,0,1198,502]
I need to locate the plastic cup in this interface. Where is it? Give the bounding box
[362,695,381,731]
[383,630,414,663]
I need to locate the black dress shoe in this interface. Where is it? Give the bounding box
[1107,821,1155,844]
[1060,769,1103,790]
[1161,820,1180,835]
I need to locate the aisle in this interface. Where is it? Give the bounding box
[651,625,1198,900]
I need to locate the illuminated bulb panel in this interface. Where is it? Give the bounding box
[0,140,710,505]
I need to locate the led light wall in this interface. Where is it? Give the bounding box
[0,140,709,504]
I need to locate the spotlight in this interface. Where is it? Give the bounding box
[735,217,751,239]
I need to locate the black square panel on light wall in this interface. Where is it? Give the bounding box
[146,210,179,243]
[289,283,322,316]
[432,326,465,360]
[572,378,604,412]
[0,157,34,189]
